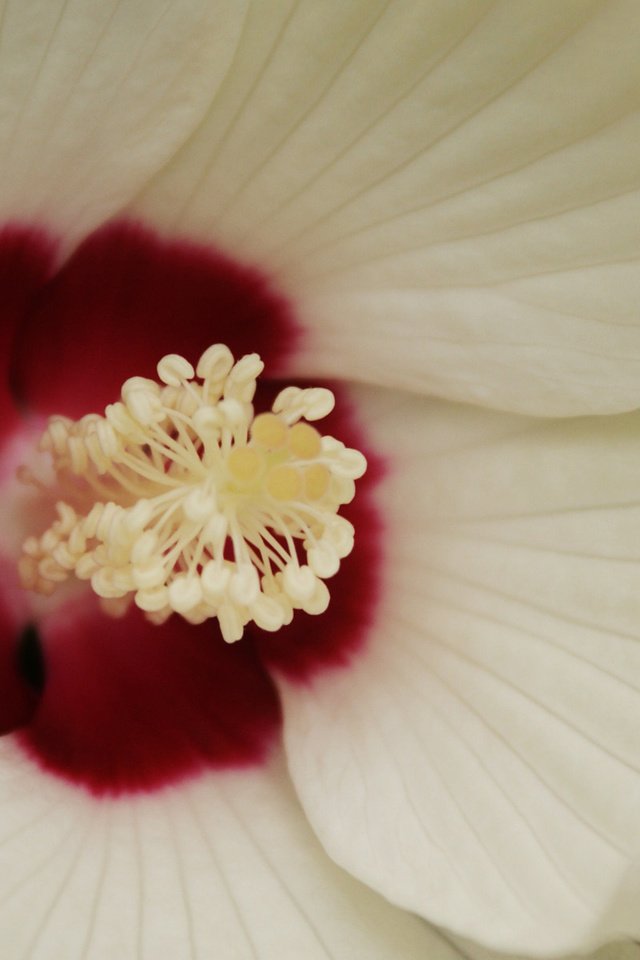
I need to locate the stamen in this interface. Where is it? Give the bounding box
[18,345,367,643]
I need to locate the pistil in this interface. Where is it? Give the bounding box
[18,345,366,643]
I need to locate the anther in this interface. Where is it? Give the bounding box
[18,344,367,643]
[157,354,195,386]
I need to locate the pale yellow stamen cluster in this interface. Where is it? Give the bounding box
[19,345,366,642]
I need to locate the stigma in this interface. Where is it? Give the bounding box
[17,346,366,643]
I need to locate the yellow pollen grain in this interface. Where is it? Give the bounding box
[227,446,264,484]
[250,412,287,450]
[304,463,330,500]
[266,464,301,501]
[288,422,321,459]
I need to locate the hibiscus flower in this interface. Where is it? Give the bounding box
[0,2,639,958]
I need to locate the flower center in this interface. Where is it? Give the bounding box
[18,345,366,643]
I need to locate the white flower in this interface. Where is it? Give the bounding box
[0,2,639,958]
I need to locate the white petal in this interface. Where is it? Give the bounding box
[133,1,640,416]
[0,741,464,959]
[454,939,640,960]
[0,0,247,248]
[278,386,640,955]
